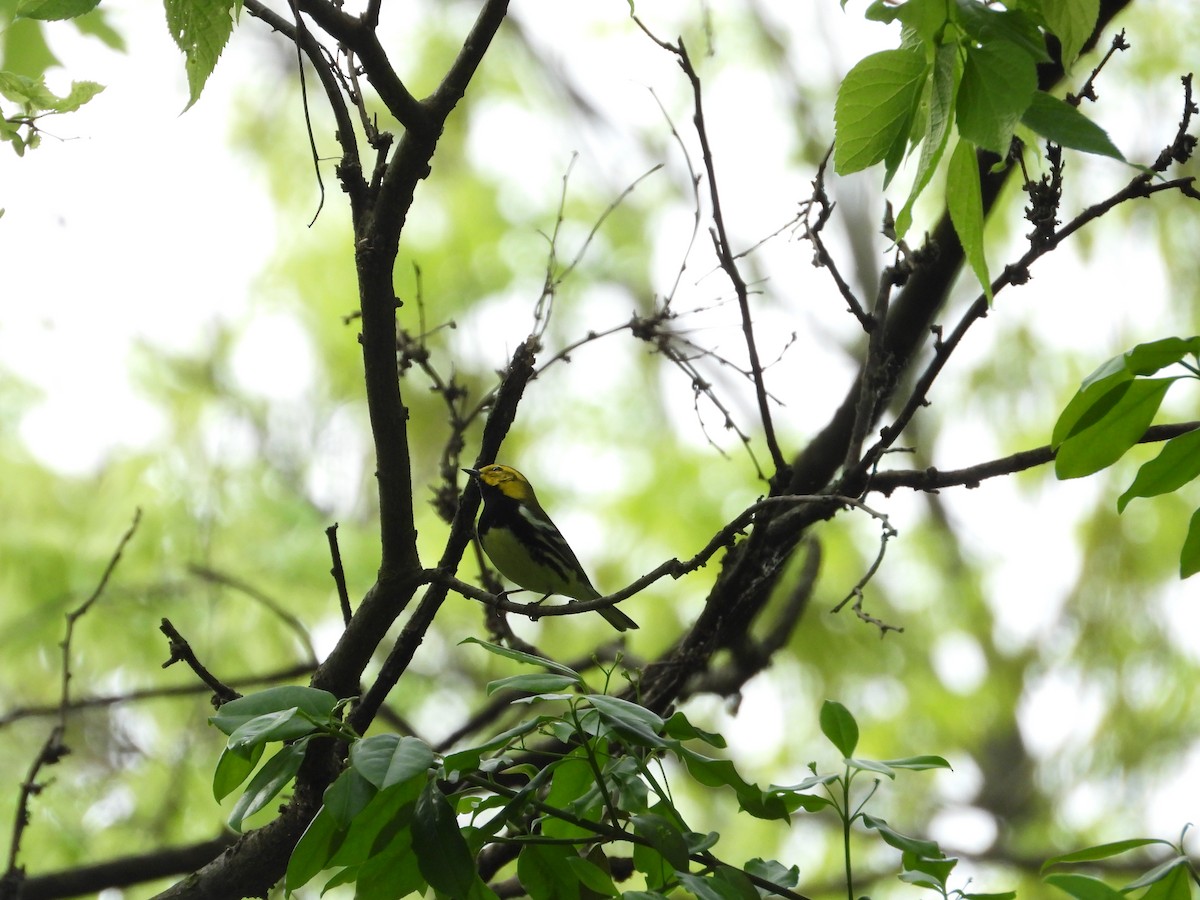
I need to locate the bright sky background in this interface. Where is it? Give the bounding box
[3,0,1197,876]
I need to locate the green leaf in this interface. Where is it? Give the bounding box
[1180,508,1200,578]
[1041,0,1100,67]
[349,734,435,790]
[442,717,545,776]
[867,0,949,44]
[678,870,756,900]
[412,778,477,896]
[1134,859,1194,900]
[1124,855,1192,892]
[212,742,263,801]
[587,694,667,747]
[163,0,236,110]
[1021,92,1124,160]
[744,858,800,891]
[226,739,307,832]
[486,672,583,695]
[896,41,959,238]
[954,1,1051,63]
[323,766,378,828]
[632,813,691,872]
[902,852,958,887]
[1055,378,1176,479]
[1044,872,1126,899]
[862,814,944,858]
[567,852,619,897]
[947,139,992,300]
[285,805,343,893]
[675,747,789,821]
[354,842,427,900]
[1053,378,1131,449]
[328,777,421,869]
[834,47,928,176]
[662,711,727,748]
[14,0,101,21]
[846,757,896,777]
[225,708,317,751]
[518,843,584,900]
[209,686,338,735]
[819,699,858,757]
[1122,336,1200,376]
[461,637,584,678]
[880,754,953,771]
[956,41,1037,154]
[1118,428,1200,511]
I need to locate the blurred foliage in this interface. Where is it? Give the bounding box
[2,1,1199,898]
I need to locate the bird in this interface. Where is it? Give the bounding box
[463,464,639,632]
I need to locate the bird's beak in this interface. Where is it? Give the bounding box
[462,468,480,478]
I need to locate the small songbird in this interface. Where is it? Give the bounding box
[463,464,638,632]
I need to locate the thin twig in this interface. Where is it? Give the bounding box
[326,523,353,626]
[674,39,787,477]
[159,619,241,706]
[2,510,142,898]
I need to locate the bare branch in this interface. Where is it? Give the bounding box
[159,619,241,707]
[2,510,141,900]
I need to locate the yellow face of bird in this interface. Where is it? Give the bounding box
[473,464,535,501]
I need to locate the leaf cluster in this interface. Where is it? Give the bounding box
[834,0,1123,297]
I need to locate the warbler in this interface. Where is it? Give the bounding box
[463,464,639,632]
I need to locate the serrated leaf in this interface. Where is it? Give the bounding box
[163,0,236,110]
[1042,0,1100,68]
[954,1,1051,63]
[947,139,992,301]
[1044,872,1125,899]
[226,739,307,832]
[896,41,959,238]
[1055,378,1176,479]
[1118,428,1200,511]
[1180,508,1200,578]
[1022,92,1124,160]
[15,0,100,21]
[957,41,1037,154]
[819,699,858,757]
[350,734,435,790]
[834,47,929,175]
